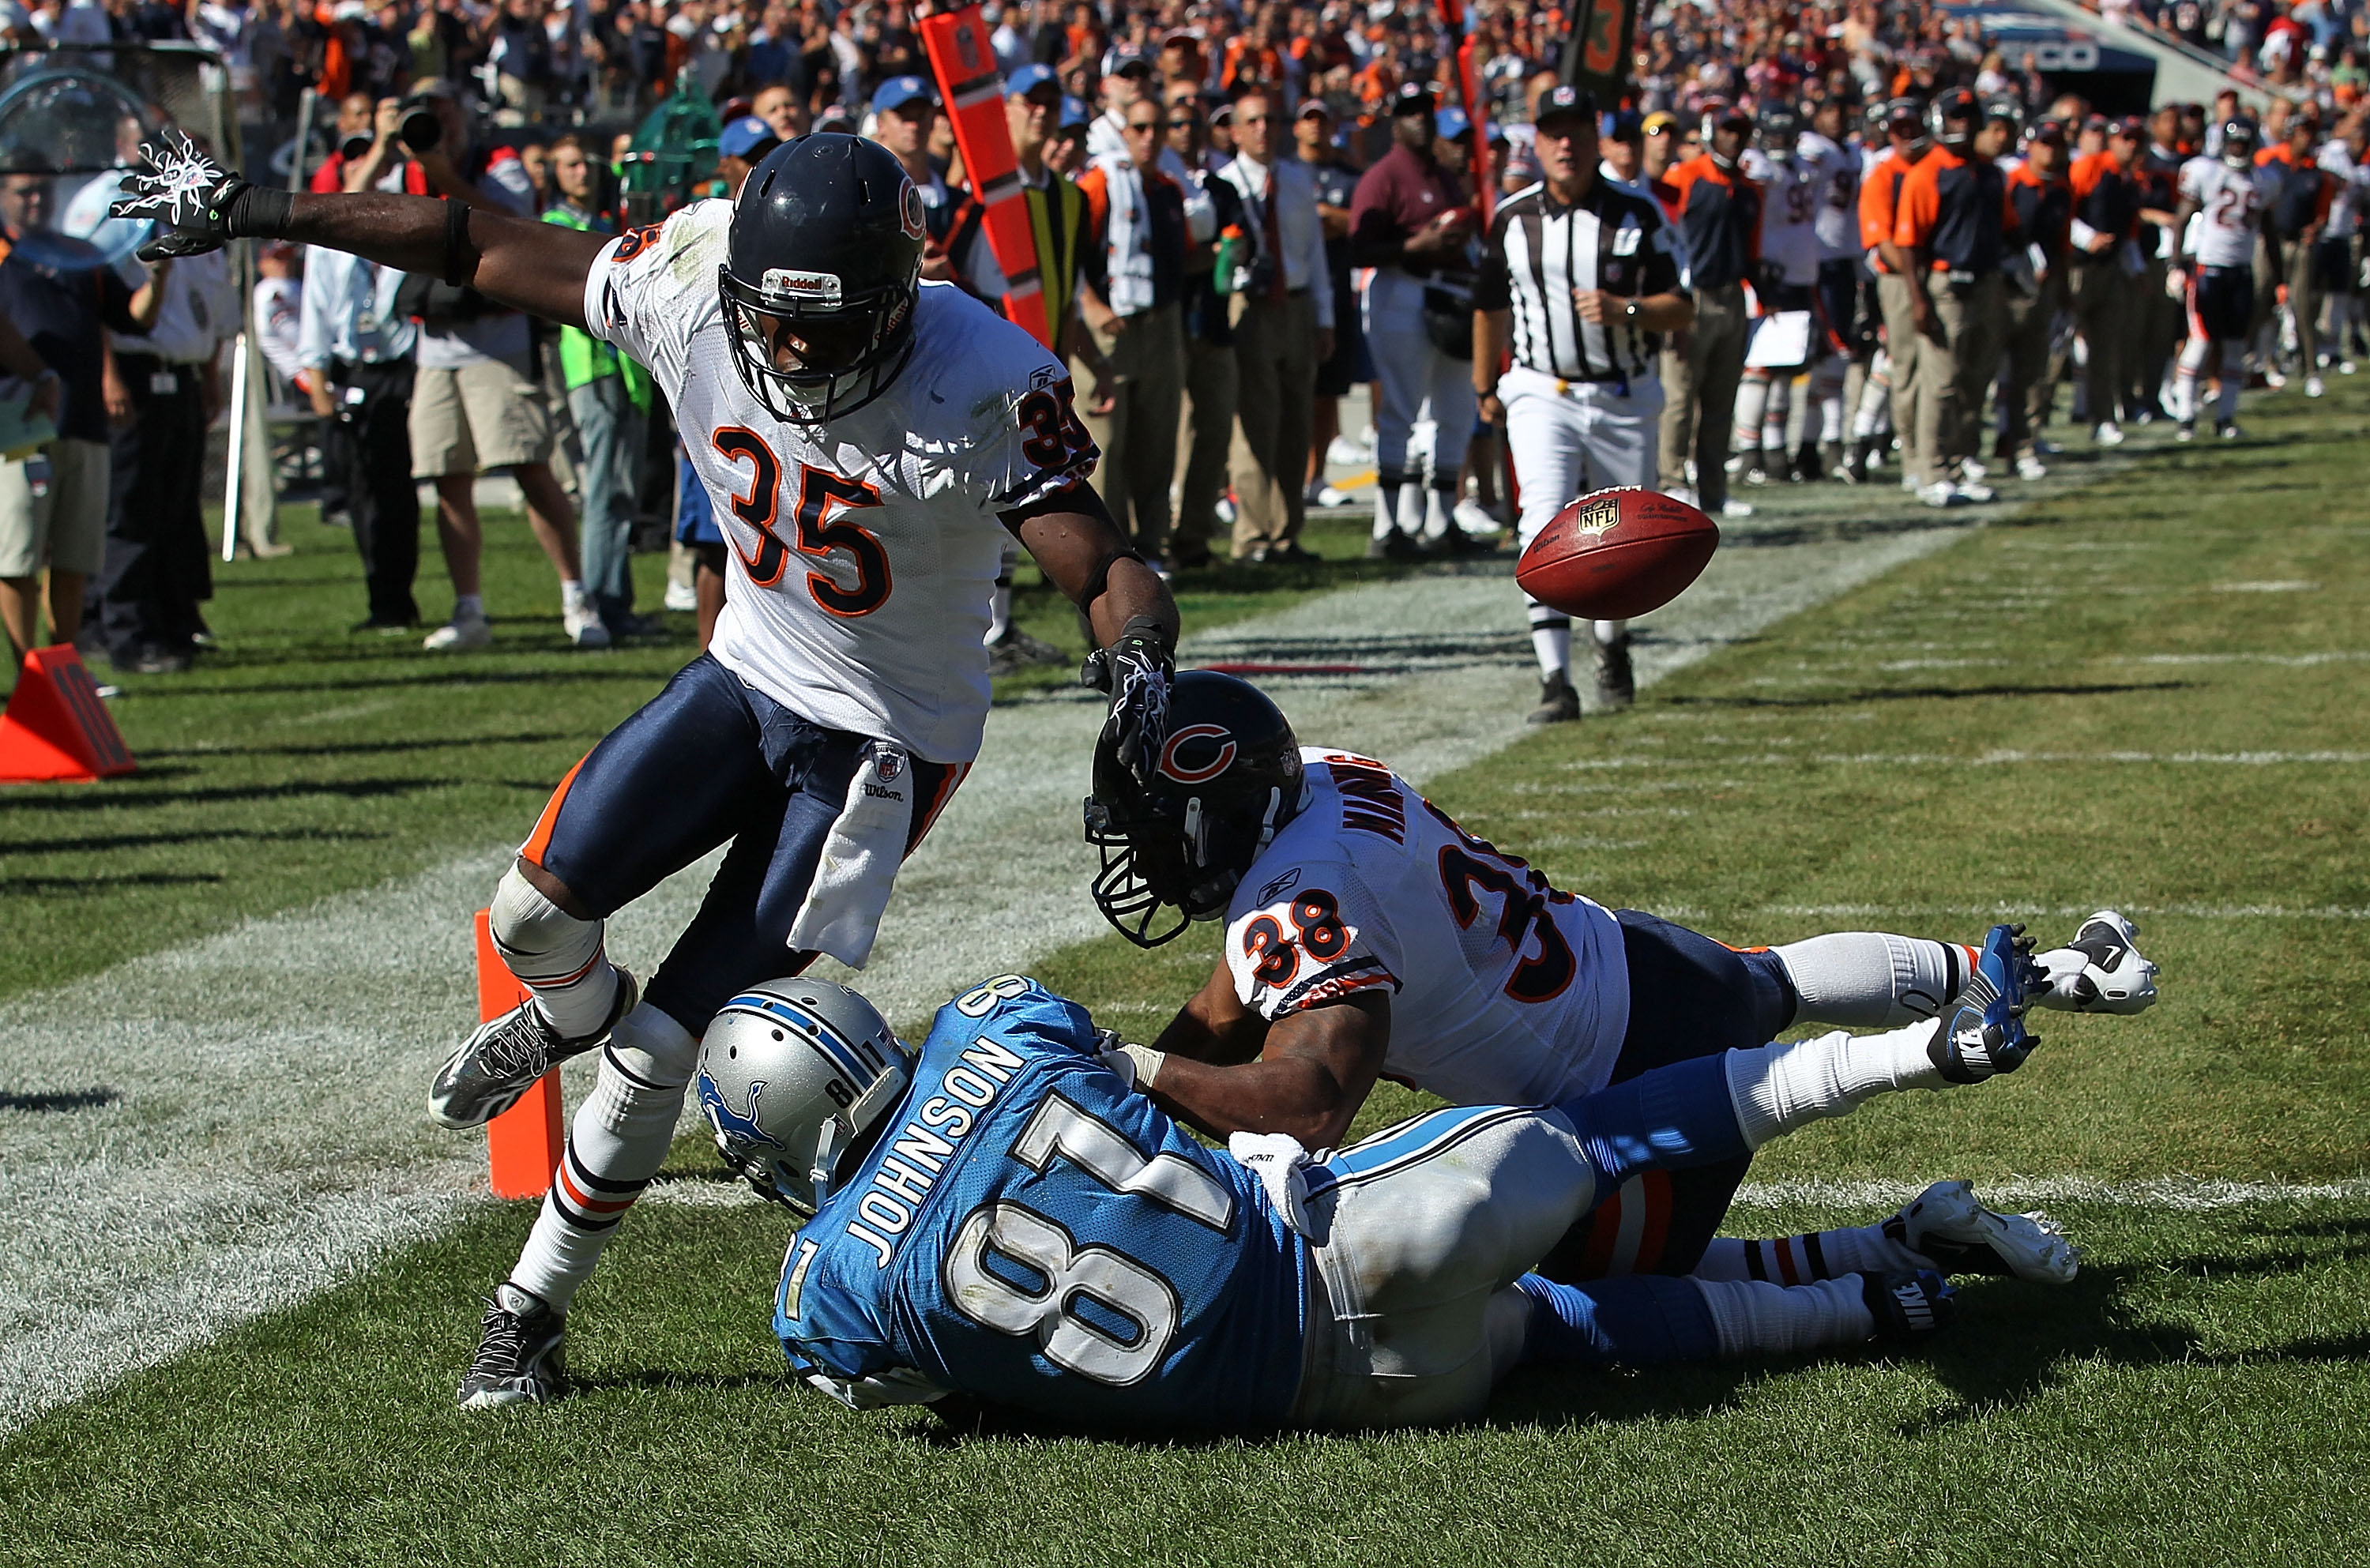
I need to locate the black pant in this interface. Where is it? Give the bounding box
[93,355,212,664]
[333,357,420,625]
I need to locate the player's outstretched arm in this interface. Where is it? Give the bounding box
[1130,995,1387,1150]
[1150,958,1271,1066]
[108,130,609,329]
[1010,499,1179,649]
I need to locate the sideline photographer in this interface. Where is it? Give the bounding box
[395,80,603,652]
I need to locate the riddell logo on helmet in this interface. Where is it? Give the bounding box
[762,269,843,304]
[1157,724,1237,784]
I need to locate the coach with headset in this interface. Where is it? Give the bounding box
[1473,85,1691,728]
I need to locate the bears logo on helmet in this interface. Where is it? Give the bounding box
[1157,724,1237,784]
[901,182,927,242]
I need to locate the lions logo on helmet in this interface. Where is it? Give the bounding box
[696,979,914,1215]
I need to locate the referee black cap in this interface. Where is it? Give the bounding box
[1536,85,1600,130]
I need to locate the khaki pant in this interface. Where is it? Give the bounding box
[1228,290,1318,558]
[2287,237,2320,374]
[2000,271,2063,458]
[1078,301,1185,558]
[1172,330,1238,562]
[1656,280,1747,509]
[1876,273,1926,480]
[1914,273,2006,485]
[2067,258,2125,430]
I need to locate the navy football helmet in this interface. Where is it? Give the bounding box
[1756,105,1802,160]
[2220,117,2259,169]
[719,133,925,424]
[1085,671,1307,947]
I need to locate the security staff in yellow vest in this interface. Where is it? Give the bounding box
[949,61,1094,672]
[542,133,657,638]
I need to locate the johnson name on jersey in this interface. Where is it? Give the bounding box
[773,976,1309,1431]
[584,201,1100,763]
[2178,155,2275,269]
[1223,750,1630,1108]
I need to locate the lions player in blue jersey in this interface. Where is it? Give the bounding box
[698,967,2048,1432]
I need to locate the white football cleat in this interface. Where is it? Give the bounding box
[2033,909,2159,1013]
[423,606,491,652]
[1920,480,1969,509]
[1452,498,1504,536]
[2016,453,2048,479]
[1720,497,1756,519]
[1886,1179,2081,1284]
[2093,420,2125,446]
[2305,375,2326,398]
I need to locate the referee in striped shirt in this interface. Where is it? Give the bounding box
[1475,85,1693,725]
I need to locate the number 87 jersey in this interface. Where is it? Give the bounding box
[583,201,1099,765]
[1223,751,1633,1108]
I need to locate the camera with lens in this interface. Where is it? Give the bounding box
[339,130,374,163]
[397,93,443,152]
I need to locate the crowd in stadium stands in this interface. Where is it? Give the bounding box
[0,0,2365,693]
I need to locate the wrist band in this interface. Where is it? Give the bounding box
[226,185,295,239]
[441,197,473,288]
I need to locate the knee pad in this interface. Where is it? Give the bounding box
[490,864,604,986]
[604,1001,700,1092]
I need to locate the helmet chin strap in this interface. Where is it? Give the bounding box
[809,1066,910,1205]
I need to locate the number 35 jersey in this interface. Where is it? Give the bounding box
[776,977,1309,1432]
[1224,750,1631,1108]
[584,201,1099,764]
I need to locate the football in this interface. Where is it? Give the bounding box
[1514,487,1721,621]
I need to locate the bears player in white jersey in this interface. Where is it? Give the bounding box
[1798,98,1864,482]
[2172,118,2279,440]
[1085,673,2154,1288]
[111,130,1181,1407]
[1734,106,1828,484]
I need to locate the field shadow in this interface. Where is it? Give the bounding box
[1660,680,2195,710]
[139,731,581,762]
[0,1088,118,1112]
[0,776,454,814]
[0,826,389,855]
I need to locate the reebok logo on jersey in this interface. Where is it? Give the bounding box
[1254,868,1302,904]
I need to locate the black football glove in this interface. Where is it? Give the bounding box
[107,129,291,262]
[1081,613,1174,788]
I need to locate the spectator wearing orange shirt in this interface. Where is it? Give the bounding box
[1657,105,1760,519]
[1860,96,1931,488]
[1891,88,2018,507]
[2065,117,2142,444]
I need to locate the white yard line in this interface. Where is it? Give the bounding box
[0,446,2281,1435]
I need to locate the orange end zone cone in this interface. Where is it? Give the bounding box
[476,908,564,1199]
[0,645,136,784]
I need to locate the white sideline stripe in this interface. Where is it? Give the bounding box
[33,460,2224,1436]
[1565,750,2370,769]
[1729,1177,2370,1211]
[2116,652,2370,667]
[1731,904,2370,922]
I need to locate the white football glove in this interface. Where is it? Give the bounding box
[1228,1130,1330,1237]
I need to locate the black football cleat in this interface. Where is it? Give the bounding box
[428,967,638,1129]
[457,1287,567,1408]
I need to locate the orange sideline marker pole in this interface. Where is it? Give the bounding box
[476,908,564,1198]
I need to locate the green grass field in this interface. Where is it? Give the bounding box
[3,388,2368,1565]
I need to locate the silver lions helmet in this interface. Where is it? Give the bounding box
[696,978,915,1217]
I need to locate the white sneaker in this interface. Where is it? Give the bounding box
[2306,375,2326,398]
[423,607,491,651]
[2218,421,2243,440]
[2341,360,2358,375]
[562,601,611,649]
[1887,1179,2082,1284]
[1719,497,1756,519]
[663,580,698,612]
[1901,473,1921,494]
[2263,367,2288,389]
[1451,498,1503,536]
[1919,480,1969,508]
[2016,453,2049,479]
[2175,422,2196,443]
[1954,479,1996,504]
[1325,434,1370,466]
[2093,420,2125,447]
[2034,909,2160,1014]
[1959,457,1988,483]
[1307,483,1355,510]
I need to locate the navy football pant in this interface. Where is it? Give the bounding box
[1533,908,1798,1282]
[521,653,964,1036]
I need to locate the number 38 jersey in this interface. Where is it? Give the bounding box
[583,201,1098,764]
[776,977,1308,1432]
[1224,750,1631,1109]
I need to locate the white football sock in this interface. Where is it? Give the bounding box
[488,864,619,1039]
[561,578,587,608]
[984,583,1011,644]
[1527,600,1571,679]
[1761,373,1793,453]
[2215,348,2243,423]
[506,1002,698,1313]
[1774,931,1969,1026]
[1853,358,1892,438]
[1723,1021,1950,1151]
[1733,373,1772,452]
[1811,355,1849,442]
[1694,1223,1930,1283]
[1421,485,1454,542]
[1593,618,1627,646]
[1372,472,1405,540]
[1693,1275,1874,1356]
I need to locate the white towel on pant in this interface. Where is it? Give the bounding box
[787,741,910,968]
